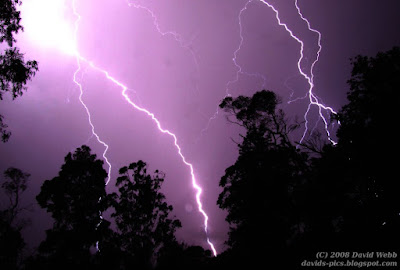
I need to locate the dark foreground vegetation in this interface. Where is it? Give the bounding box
[1,1,399,269]
[1,47,400,269]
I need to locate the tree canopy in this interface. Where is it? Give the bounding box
[216,48,400,266]
[0,0,38,142]
[305,47,400,252]
[30,148,184,269]
[110,160,182,269]
[0,167,30,270]
[218,90,308,268]
[34,146,111,268]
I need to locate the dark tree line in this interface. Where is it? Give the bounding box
[22,146,183,270]
[213,47,400,269]
[0,167,30,269]
[0,145,211,270]
[216,90,309,269]
[1,47,399,270]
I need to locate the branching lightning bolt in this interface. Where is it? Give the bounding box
[200,0,337,145]
[198,0,266,139]
[259,0,337,144]
[71,0,217,256]
[227,0,267,95]
[73,57,112,186]
[32,0,339,256]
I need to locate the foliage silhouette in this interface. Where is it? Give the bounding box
[0,115,11,143]
[214,48,400,268]
[0,0,23,46]
[3,47,400,269]
[109,160,182,269]
[0,0,38,142]
[0,167,30,270]
[32,146,112,269]
[217,90,309,268]
[216,55,400,265]
[302,47,400,253]
[156,244,212,270]
[1,167,30,225]
[0,214,24,270]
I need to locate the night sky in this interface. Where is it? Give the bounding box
[1,0,400,254]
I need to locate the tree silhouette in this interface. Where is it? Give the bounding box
[0,0,38,142]
[0,215,24,270]
[337,47,400,224]
[215,49,400,267]
[156,244,212,270]
[33,146,111,268]
[0,115,11,143]
[304,47,400,252]
[109,160,182,269]
[0,167,30,270]
[217,90,308,268]
[0,0,23,46]
[1,167,30,225]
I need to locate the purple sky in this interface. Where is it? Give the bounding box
[1,0,400,254]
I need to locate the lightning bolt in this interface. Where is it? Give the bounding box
[73,57,112,186]
[259,0,337,144]
[200,0,337,145]
[127,1,201,95]
[227,0,267,95]
[71,0,217,256]
[198,0,266,140]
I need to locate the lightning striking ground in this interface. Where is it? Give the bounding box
[71,0,217,256]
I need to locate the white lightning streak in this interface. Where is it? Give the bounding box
[71,0,217,256]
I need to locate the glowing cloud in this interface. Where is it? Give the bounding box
[20,0,76,55]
